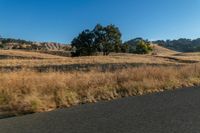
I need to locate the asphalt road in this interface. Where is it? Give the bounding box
[1,86,200,133]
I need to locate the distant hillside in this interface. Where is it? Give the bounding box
[151,44,179,55]
[153,38,200,52]
[2,37,200,53]
[0,38,71,51]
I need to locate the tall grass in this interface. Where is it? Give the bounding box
[0,64,200,114]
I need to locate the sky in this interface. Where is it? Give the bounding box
[0,0,200,43]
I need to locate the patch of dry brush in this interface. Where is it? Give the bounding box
[0,64,200,115]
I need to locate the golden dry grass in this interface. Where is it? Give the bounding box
[152,44,179,55]
[176,52,200,56]
[0,50,65,59]
[0,48,199,69]
[0,55,177,67]
[0,64,200,115]
[0,48,200,116]
[151,45,200,63]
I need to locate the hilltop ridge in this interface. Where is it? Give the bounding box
[0,38,70,51]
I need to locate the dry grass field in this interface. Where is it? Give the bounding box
[0,45,199,70]
[0,45,200,116]
[0,50,65,59]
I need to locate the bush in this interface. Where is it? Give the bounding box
[136,40,152,54]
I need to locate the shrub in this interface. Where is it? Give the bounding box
[136,40,152,54]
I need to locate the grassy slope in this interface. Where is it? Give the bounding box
[0,46,200,115]
[0,50,65,59]
[0,47,199,68]
[152,44,200,63]
[152,44,179,55]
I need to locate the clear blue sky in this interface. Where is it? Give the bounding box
[0,0,200,43]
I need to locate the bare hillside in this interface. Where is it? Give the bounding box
[152,44,179,55]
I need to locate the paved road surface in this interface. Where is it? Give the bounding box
[1,86,200,133]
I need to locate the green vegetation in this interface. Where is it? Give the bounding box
[136,40,152,54]
[71,24,122,56]
[71,25,153,56]
[123,38,153,54]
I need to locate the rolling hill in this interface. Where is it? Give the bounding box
[152,44,179,55]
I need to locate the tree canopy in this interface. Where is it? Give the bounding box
[71,24,122,56]
[71,29,97,56]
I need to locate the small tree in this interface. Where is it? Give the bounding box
[136,40,152,54]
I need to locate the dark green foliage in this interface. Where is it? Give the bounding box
[102,25,122,55]
[119,44,129,53]
[153,38,200,52]
[0,44,3,49]
[71,30,98,56]
[71,24,122,56]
